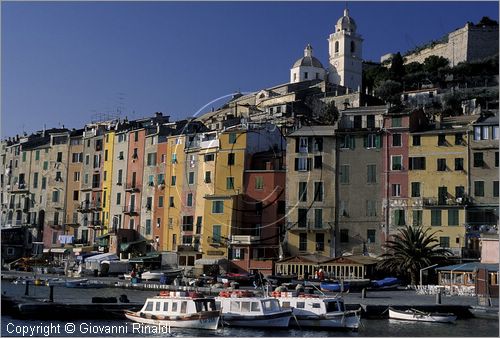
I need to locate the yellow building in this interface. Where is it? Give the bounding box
[101,130,115,235]
[408,116,474,256]
[163,134,186,251]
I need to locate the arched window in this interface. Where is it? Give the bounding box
[351,41,355,54]
[335,41,339,53]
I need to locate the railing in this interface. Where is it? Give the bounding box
[466,224,498,235]
[77,201,102,211]
[122,205,138,215]
[200,139,219,149]
[125,183,139,192]
[423,196,469,206]
[231,235,260,245]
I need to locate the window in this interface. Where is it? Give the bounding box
[212,225,221,243]
[392,134,402,147]
[314,209,323,228]
[431,209,442,226]
[314,156,322,169]
[147,153,156,166]
[314,182,323,202]
[392,184,401,197]
[298,137,308,152]
[57,152,63,162]
[116,193,121,205]
[43,161,48,170]
[455,158,464,171]
[35,150,40,161]
[304,72,308,79]
[409,157,426,170]
[437,158,447,171]
[366,200,376,216]
[455,186,465,199]
[145,220,151,235]
[412,135,421,146]
[439,237,450,248]
[438,186,448,205]
[171,176,176,186]
[298,182,307,202]
[482,126,489,140]
[496,152,499,168]
[494,181,499,197]
[367,229,376,244]
[411,182,421,197]
[212,201,224,214]
[340,229,349,243]
[474,152,484,167]
[188,172,195,185]
[367,164,376,183]
[255,176,264,189]
[73,190,79,201]
[228,153,235,166]
[226,177,234,190]
[41,177,47,190]
[158,196,164,208]
[334,41,339,53]
[454,133,463,145]
[339,200,348,217]
[313,138,323,152]
[493,126,499,140]
[316,233,325,251]
[448,209,459,226]
[299,233,307,251]
[392,117,402,127]
[364,134,381,148]
[413,210,423,226]
[171,153,177,163]
[228,133,237,144]
[204,171,211,183]
[33,173,38,189]
[340,165,349,184]
[474,181,484,197]
[340,135,355,149]
[391,156,402,171]
[169,196,174,207]
[52,190,59,203]
[295,157,311,171]
[298,209,308,227]
[204,154,214,162]
[393,209,405,226]
[438,135,447,146]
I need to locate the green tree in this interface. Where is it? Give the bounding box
[374,80,402,105]
[389,52,405,81]
[319,101,339,125]
[377,226,452,285]
[423,55,449,74]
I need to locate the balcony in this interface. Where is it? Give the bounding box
[77,200,102,212]
[466,224,498,235]
[288,221,327,232]
[11,183,29,193]
[207,236,228,248]
[177,244,197,252]
[200,139,219,149]
[125,183,139,192]
[231,235,260,245]
[88,220,102,229]
[123,205,138,215]
[422,196,469,207]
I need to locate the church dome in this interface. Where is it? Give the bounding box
[292,44,324,68]
[336,8,357,32]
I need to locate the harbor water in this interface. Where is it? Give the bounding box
[2,280,498,337]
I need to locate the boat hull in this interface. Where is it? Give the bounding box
[388,308,456,323]
[222,311,292,328]
[124,310,220,330]
[291,312,360,329]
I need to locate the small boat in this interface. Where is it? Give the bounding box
[370,277,401,290]
[320,281,350,292]
[124,291,220,330]
[217,273,254,286]
[388,307,457,323]
[469,305,499,319]
[125,268,184,281]
[215,290,292,327]
[273,291,361,329]
[65,279,106,288]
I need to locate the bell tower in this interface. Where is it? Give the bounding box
[328,8,363,92]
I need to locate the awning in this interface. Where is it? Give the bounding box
[120,239,147,252]
[195,258,228,265]
[51,247,72,254]
[129,253,161,263]
[85,252,119,263]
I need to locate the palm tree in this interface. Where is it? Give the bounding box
[377,226,452,285]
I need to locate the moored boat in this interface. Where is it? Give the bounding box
[370,277,401,290]
[320,281,350,292]
[215,290,292,327]
[273,291,361,329]
[388,307,457,323]
[65,279,106,288]
[469,305,499,319]
[124,291,220,330]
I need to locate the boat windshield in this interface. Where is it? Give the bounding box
[325,300,345,312]
[262,299,281,313]
[194,299,216,312]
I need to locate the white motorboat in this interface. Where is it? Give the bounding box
[388,307,457,323]
[124,291,220,330]
[273,291,361,329]
[215,290,292,327]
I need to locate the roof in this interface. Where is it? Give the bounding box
[277,254,333,265]
[336,8,357,32]
[288,125,336,137]
[435,262,499,272]
[474,113,499,126]
[292,56,324,69]
[85,252,119,262]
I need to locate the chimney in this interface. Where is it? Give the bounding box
[266,161,272,170]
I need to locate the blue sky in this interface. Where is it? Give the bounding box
[2,1,498,137]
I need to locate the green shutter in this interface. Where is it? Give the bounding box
[363,136,368,148]
[375,135,382,148]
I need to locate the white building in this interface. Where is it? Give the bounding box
[290,44,326,83]
[328,8,363,92]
